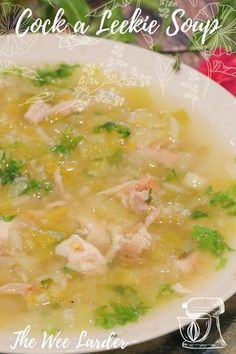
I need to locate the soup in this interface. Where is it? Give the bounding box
[0,63,235,333]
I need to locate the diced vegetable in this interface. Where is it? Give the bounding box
[190,225,232,256]
[94,121,131,138]
[183,172,206,190]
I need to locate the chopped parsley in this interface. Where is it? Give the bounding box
[95,285,149,329]
[0,153,23,185]
[191,210,209,219]
[40,278,53,289]
[216,256,228,270]
[205,185,236,212]
[157,283,175,297]
[36,63,79,85]
[52,128,83,155]
[95,303,148,329]
[112,285,140,304]
[20,179,52,196]
[94,121,131,138]
[0,215,16,222]
[164,168,179,182]
[107,148,123,165]
[190,225,232,256]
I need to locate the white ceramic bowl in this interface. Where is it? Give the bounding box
[0,34,235,354]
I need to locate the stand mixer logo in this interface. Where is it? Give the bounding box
[178,297,226,350]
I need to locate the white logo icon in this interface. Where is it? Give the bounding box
[178,297,226,349]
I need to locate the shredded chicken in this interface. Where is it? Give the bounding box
[98,175,158,213]
[46,200,66,209]
[0,221,13,255]
[78,214,110,251]
[0,283,35,295]
[119,225,152,259]
[24,100,87,124]
[24,102,51,124]
[55,235,107,274]
[107,223,153,262]
[54,170,69,199]
[145,207,161,227]
[138,145,185,167]
[175,250,200,273]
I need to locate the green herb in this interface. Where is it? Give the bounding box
[191,210,209,219]
[112,285,140,304]
[190,225,232,256]
[157,283,175,297]
[61,266,78,278]
[52,128,83,154]
[95,303,149,329]
[20,179,52,196]
[164,168,179,182]
[205,184,236,214]
[216,256,228,271]
[0,215,16,222]
[40,278,53,289]
[94,121,131,138]
[36,63,79,85]
[0,153,23,185]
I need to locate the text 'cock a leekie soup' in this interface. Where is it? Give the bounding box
[0,63,235,333]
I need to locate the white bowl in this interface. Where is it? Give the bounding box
[0,34,235,354]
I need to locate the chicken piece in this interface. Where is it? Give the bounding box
[138,145,185,167]
[78,215,110,252]
[0,221,13,255]
[175,250,200,273]
[0,283,35,295]
[119,226,152,259]
[24,100,87,124]
[24,102,51,124]
[0,220,12,242]
[48,100,86,116]
[54,170,69,199]
[98,180,137,196]
[55,235,107,274]
[145,206,161,227]
[98,176,158,213]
